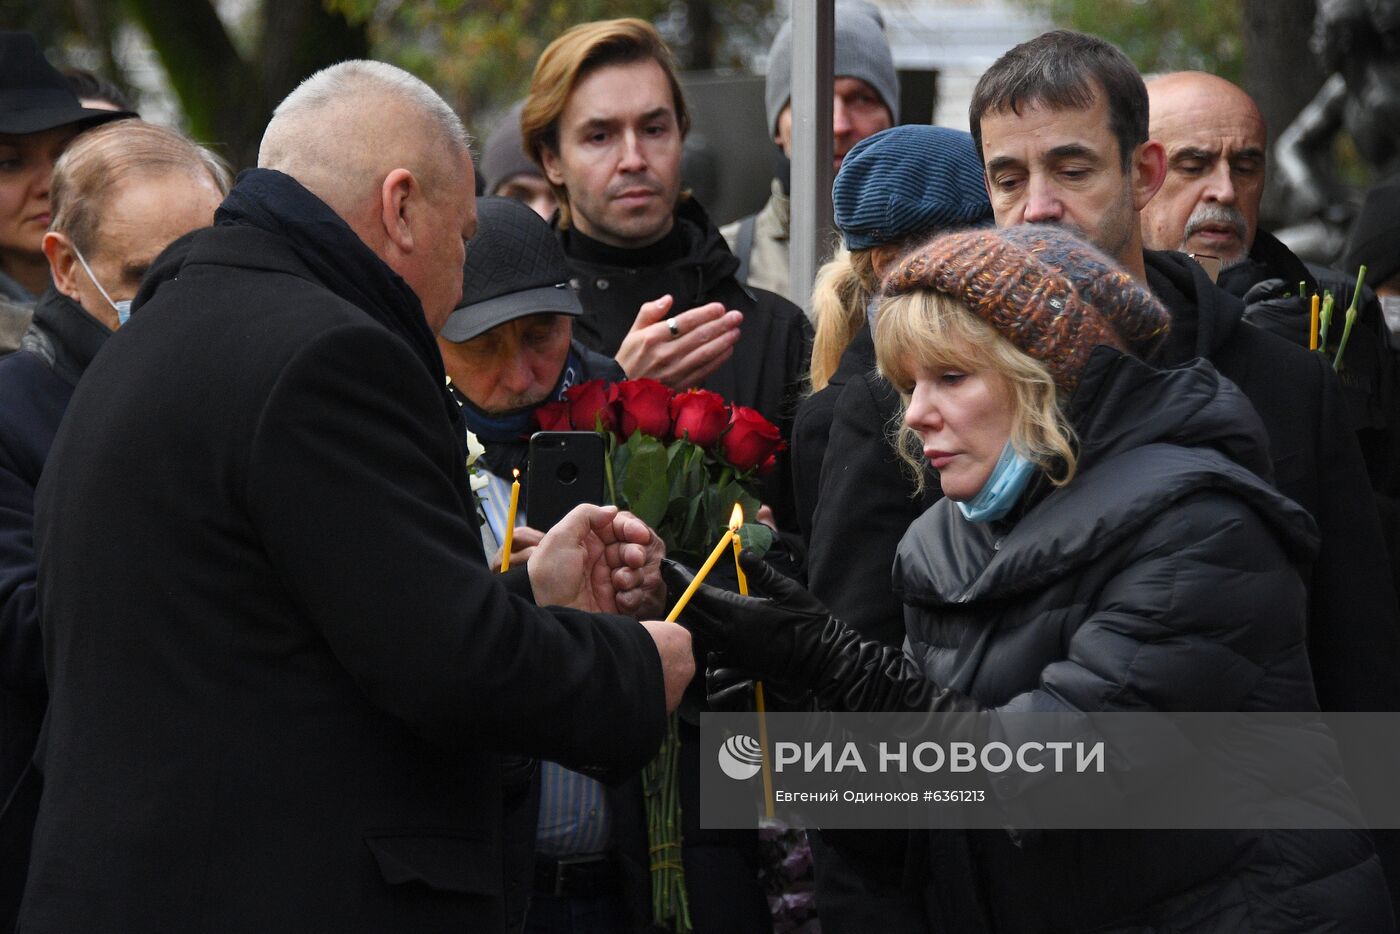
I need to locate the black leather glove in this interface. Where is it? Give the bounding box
[660,551,981,714]
[1240,278,1310,348]
[705,652,815,712]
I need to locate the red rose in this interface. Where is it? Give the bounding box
[720,405,786,473]
[759,453,778,477]
[669,389,729,448]
[615,378,674,439]
[565,379,619,434]
[534,400,572,431]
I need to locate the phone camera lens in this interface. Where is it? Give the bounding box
[557,462,578,484]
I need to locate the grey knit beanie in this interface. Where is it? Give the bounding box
[765,3,899,136]
[479,100,541,195]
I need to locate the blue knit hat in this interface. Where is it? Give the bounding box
[832,125,992,251]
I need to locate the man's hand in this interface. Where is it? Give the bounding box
[528,504,666,616]
[642,620,694,713]
[614,294,743,390]
[490,525,544,572]
[607,511,667,618]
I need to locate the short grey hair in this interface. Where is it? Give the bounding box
[257,60,471,210]
[263,60,468,160]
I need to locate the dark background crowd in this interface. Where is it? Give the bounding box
[3,1,1400,933]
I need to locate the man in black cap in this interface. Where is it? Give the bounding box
[440,195,645,933]
[0,31,132,331]
[439,196,623,561]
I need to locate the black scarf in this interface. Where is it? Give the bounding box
[216,169,461,434]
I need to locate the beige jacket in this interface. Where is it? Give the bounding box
[720,179,794,305]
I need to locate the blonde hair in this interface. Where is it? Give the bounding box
[873,289,1079,494]
[51,119,231,256]
[809,241,908,391]
[809,248,878,391]
[521,18,690,230]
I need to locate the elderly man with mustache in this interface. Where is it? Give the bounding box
[1142,71,1397,491]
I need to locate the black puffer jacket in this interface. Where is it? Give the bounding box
[892,350,1393,933]
[1145,250,1400,716]
[1219,229,1395,488]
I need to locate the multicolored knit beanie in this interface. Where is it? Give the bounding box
[883,224,1171,393]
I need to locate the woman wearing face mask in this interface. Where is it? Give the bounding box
[669,225,1394,932]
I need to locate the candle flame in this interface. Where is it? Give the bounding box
[512,467,520,479]
[728,502,744,532]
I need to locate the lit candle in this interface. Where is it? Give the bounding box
[1310,294,1320,351]
[500,468,520,572]
[729,504,748,596]
[664,503,742,622]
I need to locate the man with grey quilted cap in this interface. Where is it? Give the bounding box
[721,1,899,305]
[439,195,624,563]
[440,196,650,929]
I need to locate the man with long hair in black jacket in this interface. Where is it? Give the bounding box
[519,19,810,933]
[520,18,810,539]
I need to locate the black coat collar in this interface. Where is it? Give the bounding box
[30,287,111,388]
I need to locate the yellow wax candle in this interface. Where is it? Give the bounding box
[728,504,775,818]
[665,528,734,622]
[730,504,748,596]
[1309,294,1320,351]
[500,468,520,572]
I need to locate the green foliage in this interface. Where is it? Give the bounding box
[326,0,671,136]
[609,431,767,567]
[1022,0,1245,83]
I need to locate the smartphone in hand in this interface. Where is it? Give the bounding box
[526,431,606,531]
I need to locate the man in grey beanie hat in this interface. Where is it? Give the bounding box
[478,100,557,220]
[721,2,898,306]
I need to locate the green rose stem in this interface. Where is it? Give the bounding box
[1318,292,1336,354]
[643,521,737,934]
[643,714,690,931]
[1333,265,1368,373]
[599,414,618,506]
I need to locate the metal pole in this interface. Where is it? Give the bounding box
[789,0,835,312]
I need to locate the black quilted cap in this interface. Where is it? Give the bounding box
[441,196,582,343]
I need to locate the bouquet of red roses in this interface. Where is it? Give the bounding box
[534,378,783,565]
[537,377,785,932]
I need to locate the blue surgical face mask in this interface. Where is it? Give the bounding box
[71,242,133,326]
[956,441,1038,523]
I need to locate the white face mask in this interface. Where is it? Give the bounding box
[70,242,133,326]
[1379,295,1400,339]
